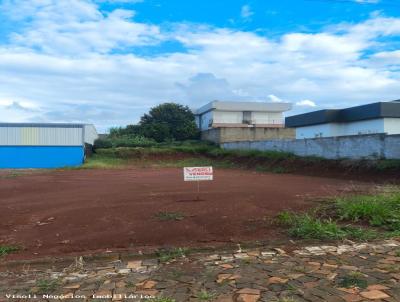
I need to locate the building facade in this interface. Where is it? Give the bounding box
[195,101,291,131]
[195,101,294,143]
[286,101,400,139]
[0,123,98,168]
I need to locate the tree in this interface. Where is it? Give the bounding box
[139,103,199,142]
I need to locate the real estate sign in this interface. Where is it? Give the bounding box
[183,166,213,181]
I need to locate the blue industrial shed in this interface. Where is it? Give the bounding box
[0,123,98,169]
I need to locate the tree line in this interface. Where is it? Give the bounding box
[95,103,200,148]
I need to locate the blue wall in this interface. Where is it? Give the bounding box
[0,146,84,168]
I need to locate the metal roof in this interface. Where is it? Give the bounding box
[0,123,92,128]
[196,101,292,115]
[286,102,400,128]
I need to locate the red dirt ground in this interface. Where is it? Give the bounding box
[0,168,367,260]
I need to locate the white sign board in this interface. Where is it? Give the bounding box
[184,166,213,181]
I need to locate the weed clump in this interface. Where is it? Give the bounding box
[336,192,400,231]
[276,211,377,240]
[0,245,19,256]
[156,248,189,263]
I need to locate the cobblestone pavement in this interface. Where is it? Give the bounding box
[1,240,400,302]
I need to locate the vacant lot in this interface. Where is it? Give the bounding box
[0,167,368,259]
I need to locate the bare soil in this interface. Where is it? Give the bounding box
[0,168,367,260]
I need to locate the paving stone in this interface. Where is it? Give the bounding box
[297,275,319,283]
[215,294,234,302]
[360,290,390,299]
[267,276,288,284]
[126,260,142,270]
[220,264,234,269]
[234,253,250,259]
[247,251,260,257]
[235,288,261,302]
[63,283,81,289]
[342,294,363,302]
[268,284,286,292]
[116,268,130,275]
[3,239,400,302]
[304,281,319,289]
[323,263,338,270]
[217,274,233,284]
[366,284,390,290]
[260,251,276,257]
[142,258,158,266]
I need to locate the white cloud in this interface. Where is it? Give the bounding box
[96,0,143,3]
[268,95,285,103]
[0,1,400,131]
[1,0,161,55]
[240,5,253,19]
[296,100,317,107]
[354,0,380,3]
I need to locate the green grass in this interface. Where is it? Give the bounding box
[335,191,400,231]
[155,211,185,221]
[277,189,400,241]
[276,211,378,240]
[195,290,216,301]
[0,172,22,179]
[35,279,60,293]
[156,247,189,263]
[87,146,292,174]
[375,159,400,171]
[150,298,176,302]
[0,245,19,256]
[338,272,368,289]
[90,138,400,174]
[76,154,128,169]
[276,298,298,302]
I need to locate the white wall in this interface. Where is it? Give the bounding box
[213,110,243,124]
[197,111,213,131]
[222,134,400,160]
[384,118,400,135]
[252,112,283,124]
[295,118,388,139]
[197,110,285,130]
[84,125,99,145]
[296,123,340,139]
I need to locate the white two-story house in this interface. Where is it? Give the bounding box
[194,101,294,143]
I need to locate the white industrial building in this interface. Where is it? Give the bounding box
[286,101,400,139]
[195,101,292,131]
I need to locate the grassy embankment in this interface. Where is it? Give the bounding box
[83,140,400,174]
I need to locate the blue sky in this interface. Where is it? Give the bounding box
[0,0,400,131]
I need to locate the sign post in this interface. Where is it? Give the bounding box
[183,166,213,200]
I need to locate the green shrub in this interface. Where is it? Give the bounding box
[94,135,156,149]
[93,138,113,149]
